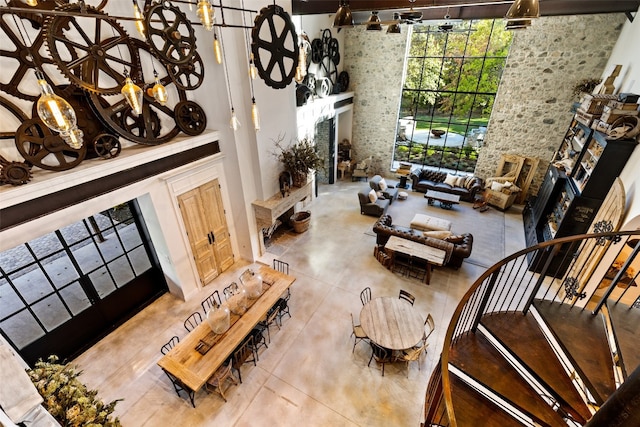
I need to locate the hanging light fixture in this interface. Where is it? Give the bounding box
[387,13,401,34]
[197,0,215,31]
[505,0,540,21]
[150,71,168,105]
[132,0,145,37]
[333,0,354,28]
[251,98,260,131]
[230,107,240,130]
[365,11,382,31]
[26,0,38,6]
[121,70,144,115]
[213,31,223,64]
[35,70,84,148]
[248,53,258,80]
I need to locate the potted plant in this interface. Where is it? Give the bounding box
[274,136,324,187]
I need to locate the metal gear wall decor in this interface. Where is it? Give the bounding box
[85,38,185,145]
[174,100,207,136]
[337,71,349,93]
[16,118,86,171]
[251,4,299,89]
[144,0,197,65]
[44,3,141,95]
[167,49,204,91]
[92,133,121,158]
[0,96,29,140]
[0,156,33,186]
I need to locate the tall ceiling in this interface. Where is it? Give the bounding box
[292,1,640,22]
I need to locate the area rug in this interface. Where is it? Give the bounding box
[383,190,506,268]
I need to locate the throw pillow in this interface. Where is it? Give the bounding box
[446,234,465,244]
[490,181,505,192]
[379,178,388,191]
[423,230,452,240]
[368,189,378,203]
[444,173,458,187]
[455,176,466,187]
[465,176,476,190]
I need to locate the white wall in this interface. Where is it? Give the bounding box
[601,6,640,227]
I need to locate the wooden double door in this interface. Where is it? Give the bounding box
[178,179,234,285]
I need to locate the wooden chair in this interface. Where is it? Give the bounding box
[399,289,415,306]
[423,313,435,345]
[184,311,203,332]
[232,336,257,383]
[397,341,429,377]
[205,360,238,402]
[368,342,394,376]
[350,313,368,352]
[201,290,222,314]
[360,287,372,305]
[160,335,180,355]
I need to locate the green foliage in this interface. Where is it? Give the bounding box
[274,136,324,177]
[27,356,122,427]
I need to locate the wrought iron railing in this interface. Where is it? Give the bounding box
[427,230,640,427]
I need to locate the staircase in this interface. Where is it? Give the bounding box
[423,231,640,427]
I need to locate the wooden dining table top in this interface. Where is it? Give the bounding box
[157,265,295,392]
[360,297,424,351]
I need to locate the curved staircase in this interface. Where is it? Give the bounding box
[423,231,640,427]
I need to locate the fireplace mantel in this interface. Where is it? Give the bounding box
[252,181,312,253]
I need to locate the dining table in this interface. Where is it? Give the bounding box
[359,297,425,351]
[157,265,295,400]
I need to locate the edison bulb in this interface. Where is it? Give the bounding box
[197,0,214,31]
[121,76,144,115]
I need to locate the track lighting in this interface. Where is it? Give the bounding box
[366,11,382,31]
[333,0,354,28]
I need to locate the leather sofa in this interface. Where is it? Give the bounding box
[373,215,473,269]
[358,187,390,217]
[409,169,483,202]
[369,175,398,203]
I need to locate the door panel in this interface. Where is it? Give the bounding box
[201,179,234,272]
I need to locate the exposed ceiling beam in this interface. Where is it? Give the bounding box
[292,1,640,21]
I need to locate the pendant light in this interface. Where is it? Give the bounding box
[35,70,84,148]
[248,53,258,80]
[132,0,145,38]
[505,0,540,21]
[197,0,215,31]
[333,0,354,28]
[242,0,260,132]
[365,11,382,31]
[230,108,240,130]
[26,0,37,6]
[151,71,168,105]
[213,31,223,64]
[121,70,144,115]
[387,13,401,34]
[251,98,260,131]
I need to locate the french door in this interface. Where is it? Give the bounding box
[0,200,166,365]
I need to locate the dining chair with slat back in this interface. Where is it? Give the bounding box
[424,313,435,343]
[368,342,393,376]
[232,335,257,383]
[399,289,415,306]
[360,287,372,305]
[398,340,429,377]
[201,290,222,314]
[258,303,281,343]
[205,360,238,402]
[273,258,289,275]
[160,335,180,355]
[276,297,291,324]
[350,313,368,352]
[184,311,203,332]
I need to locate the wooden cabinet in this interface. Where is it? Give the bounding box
[524,117,637,274]
[178,179,234,285]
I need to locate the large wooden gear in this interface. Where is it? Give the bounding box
[251,4,299,89]
[144,0,197,65]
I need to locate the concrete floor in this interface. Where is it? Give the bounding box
[73,179,526,426]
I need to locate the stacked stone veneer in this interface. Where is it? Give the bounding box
[343,27,408,178]
[343,15,624,195]
[477,13,625,195]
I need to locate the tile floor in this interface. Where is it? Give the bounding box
[73,180,526,426]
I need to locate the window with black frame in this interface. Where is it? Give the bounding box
[394,19,512,174]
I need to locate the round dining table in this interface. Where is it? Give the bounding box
[359,297,424,350]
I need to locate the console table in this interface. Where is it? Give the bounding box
[385,235,446,284]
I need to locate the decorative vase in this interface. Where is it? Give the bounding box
[291,171,307,187]
[240,269,263,299]
[206,303,230,334]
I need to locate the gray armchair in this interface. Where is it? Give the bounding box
[358,187,390,217]
[369,175,398,204]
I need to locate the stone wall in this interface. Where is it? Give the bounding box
[343,27,408,178]
[478,14,625,195]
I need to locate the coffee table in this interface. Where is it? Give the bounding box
[385,235,446,284]
[425,190,461,209]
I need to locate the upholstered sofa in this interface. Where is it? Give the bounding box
[373,215,473,269]
[358,187,390,217]
[409,169,483,202]
[369,175,398,203]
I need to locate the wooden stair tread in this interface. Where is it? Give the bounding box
[534,300,615,404]
[481,312,590,423]
[449,375,525,427]
[607,300,640,377]
[449,333,567,426]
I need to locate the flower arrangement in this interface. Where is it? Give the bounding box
[273,136,323,187]
[27,356,122,427]
[572,78,602,98]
